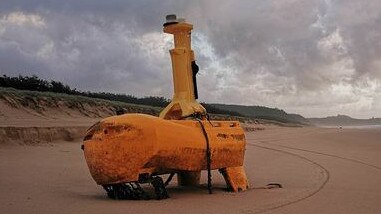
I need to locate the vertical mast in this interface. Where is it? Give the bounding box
[159,15,206,119]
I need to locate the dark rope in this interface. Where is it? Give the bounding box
[179,112,213,194]
[205,113,215,127]
[164,173,175,186]
[180,112,204,120]
[196,118,212,194]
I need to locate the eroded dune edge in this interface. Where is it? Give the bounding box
[0,88,273,144]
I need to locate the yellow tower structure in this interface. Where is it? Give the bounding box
[159,15,206,119]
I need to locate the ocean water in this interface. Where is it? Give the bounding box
[322,125,381,129]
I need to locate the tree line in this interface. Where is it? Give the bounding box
[0,74,241,116]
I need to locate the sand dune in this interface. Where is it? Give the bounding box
[1,125,380,214]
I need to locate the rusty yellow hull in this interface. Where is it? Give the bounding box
[83,113,248,191]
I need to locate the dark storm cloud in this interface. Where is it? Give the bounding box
[0,0,380,117]
[0,1,185,95]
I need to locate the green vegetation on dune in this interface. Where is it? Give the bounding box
[0,75,239,116]
[0,87,160,117]
[0,87,159,110]
[210,104,309,125]
[308,114,381,126]
[0,75,169,107]
[0,74,308,124]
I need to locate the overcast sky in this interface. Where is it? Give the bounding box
[0,0,380,118]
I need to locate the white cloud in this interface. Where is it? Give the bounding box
[1,11,46,27]
[36,40,54,59]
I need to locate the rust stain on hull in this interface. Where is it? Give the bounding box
[83,114,249,191]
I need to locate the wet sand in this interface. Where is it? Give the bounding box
[1,127,380,214]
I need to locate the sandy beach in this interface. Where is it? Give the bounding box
[1,125,380,214]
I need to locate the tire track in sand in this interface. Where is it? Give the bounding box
[252,140,381,170]
[246,142,330,214]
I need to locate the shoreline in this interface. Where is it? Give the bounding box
[318,124,381,129]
